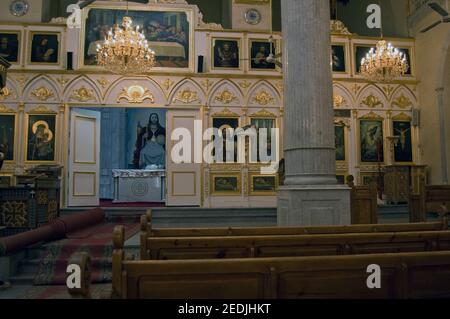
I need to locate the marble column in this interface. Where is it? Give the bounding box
[278,0,351,226]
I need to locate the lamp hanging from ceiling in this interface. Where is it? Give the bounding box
[96,1,156,75]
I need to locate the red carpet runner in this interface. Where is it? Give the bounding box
[33,220,139,285]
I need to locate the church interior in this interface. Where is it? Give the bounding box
[0,0,449,300]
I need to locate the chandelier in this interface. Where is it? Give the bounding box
[360,40,409,83]
[96,16,156,74]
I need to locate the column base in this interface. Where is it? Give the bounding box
[277,185,351,226]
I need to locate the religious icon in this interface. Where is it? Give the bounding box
[0,32,19,63]
[331,45,346,72]
[393,121,413,162]
[252,175,277,193]
[83,8,190,68]
[26,114,56,162]
[335,125,346,161]
[397,48,412,75]
[213,117,239,163]
[360,120,384,163]
[213,175,239,194]
[134,112,166,169]
[250,40,275,70]
[30,33,59,64]
[355,46,372,73]
[213,39,240,69]
[0,114,15,161]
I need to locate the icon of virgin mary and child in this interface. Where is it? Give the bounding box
[134,113,166,169]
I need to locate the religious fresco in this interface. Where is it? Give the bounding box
[393,121,413,163]
[127,109,166,169]
[0,32,20,63]
[0,114,15,161]
[331,44,346,73]
[250,40,275,70]
[26,114,56,162]
[252,175,277,193]
[360,120,384,163]
[212,175,240,194]
[83,8,190,68]
[212,38,240,69]
[335,125,345,161]
[30,33,59,64]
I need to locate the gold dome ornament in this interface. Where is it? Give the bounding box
[96,16,156,74]
[360,40,409,83]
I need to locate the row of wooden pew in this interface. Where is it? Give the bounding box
[68,209,450,299]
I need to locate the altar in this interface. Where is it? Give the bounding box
[112,170,166,203]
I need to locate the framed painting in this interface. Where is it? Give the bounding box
[0,31,20,64]
[0,114,16,162]
[335,124,346,162]
[250,174,277,195]
[211,173,241,195]
[29,32,60,65]
[354,45,372,74]
[212,38,241,70]
[359,119,384,163]
[393,121,413,163]
[81,5,194,72]
[25,114,57,162]
[397,47,413,76]
[249,39,276,70]
[331,44,346,73]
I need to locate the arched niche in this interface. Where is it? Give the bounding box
[104,77,166,106]
[390,85,417,110]
[208,79,244,107]
[168,78,205,106]
[246,80,281,107]
[64,76,102,104]
[333,83,353,109]
[23,75,60,103]
[356,84,388,110]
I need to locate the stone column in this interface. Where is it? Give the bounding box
[278,0,351,226]
[436,87,449,184]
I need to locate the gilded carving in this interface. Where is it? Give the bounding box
[359,111,384,120]
[252,90,275,105]
[70,86,96,102]
[392,112,412,121]
[392,94,413,109]
[0,104,15,113]
[275,81,283,92]
[214,89,238,104]
[118,86,155,104]
[1,201,28,227]
[238,81,251,89]
[382,85,394,98]
[0,87,14,100]
[351,84,362,95]
[14,75,29,88]
[330,20,352,35]
[97,78,109,88]
[57,77,70,88]
[201,79,214,92]
[250,109,277,118]
[211,107,240,117]
[333,94,346,108]
[31,87,54,101]
[361,94,383,108]
[173,89,200,104]
[28,105,57,114]
[161,78,174,92]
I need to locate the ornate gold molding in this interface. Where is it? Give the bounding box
[250,108,277,118]
[392,112,412,121]
[214,89,238,104]
[161,78,174,92]
[211,107,240,118]
[117,86,155,104]
[31,87,54,101]
[351,83,362,95]
[275,81,283,92]
[70,86,96,102]
[330,20,352,35]
[28,105,57,114]
[14,75,29,88]
[97,78,109,88]
[238,80,251,89]
[392,94,413,109]
[201,79,214,92]
[359,111,384,120]
[0,104,16,113]
[382,85,394,98]
[361,94,383,108]
[334,119,350,128]
[333,94,346,108]
[252,90,275,106]
[0,87,14,100]
[173,89,200,104]
[57,77,70,88]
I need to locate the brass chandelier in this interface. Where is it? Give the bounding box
[96,2,155,74]
[360,40,408,83]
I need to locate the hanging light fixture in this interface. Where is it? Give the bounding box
[96,1,156,74]
[360,2,408,83]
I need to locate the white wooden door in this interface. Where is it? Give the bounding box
[67,109,101,207]
[166,110,201,206]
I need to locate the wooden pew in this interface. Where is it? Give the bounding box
[142,230,450,260]
[112,226,450,299]
[410,185,450,222]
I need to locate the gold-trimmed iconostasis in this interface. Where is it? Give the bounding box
[0,2,421,208]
